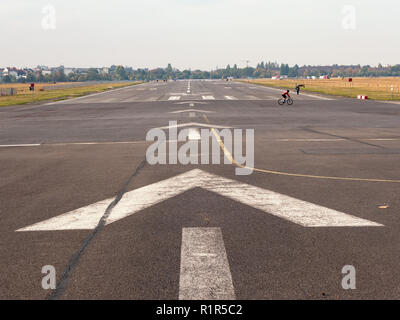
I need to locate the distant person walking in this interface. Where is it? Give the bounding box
[295,84,305,95]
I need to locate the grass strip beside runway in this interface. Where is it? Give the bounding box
[243,77,400,101]
[0,81,142,107]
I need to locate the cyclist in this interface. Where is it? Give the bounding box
[282,89,290,101]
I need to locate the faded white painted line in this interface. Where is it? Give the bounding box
[202,95,215,100]
[264,138,400,142]
[264,138,345,142]
[298,92,333,100]
[48,141,149,146]
[144,97,158,102]
[179,227,235,300]
[224,96,238,100]
[169,109,215,114]
[246,95,260,100]
[189,112,196,118]
[158,122,232,130]
[18,169,382,231]
[188,128,201,140]
[379,101,400,105]
[175,101,208,105]
[44,84,143,105]
[0,144,41,148]
[168,96,181,101]
[2,141,150,148]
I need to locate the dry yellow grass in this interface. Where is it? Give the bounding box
[0,82,141,107]
[245,77,400,100]
[0,82,75,94]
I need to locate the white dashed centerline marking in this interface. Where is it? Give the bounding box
[202,96,215,100]
[179,227,236,300]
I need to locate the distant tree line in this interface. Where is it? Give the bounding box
[2,62,400,83]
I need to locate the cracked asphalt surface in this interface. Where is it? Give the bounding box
[1,80,400,299]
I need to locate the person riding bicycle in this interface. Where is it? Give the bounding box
[282,89,290,101]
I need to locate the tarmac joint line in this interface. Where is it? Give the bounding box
[47,159,147,300]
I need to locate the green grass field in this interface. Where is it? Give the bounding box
[0,82,142,107]
[242,78,400,101]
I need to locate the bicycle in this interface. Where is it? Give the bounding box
[277,97,293,105]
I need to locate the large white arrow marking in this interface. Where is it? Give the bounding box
[17,169,383,231]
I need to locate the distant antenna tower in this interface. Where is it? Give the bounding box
[243,60,250,68]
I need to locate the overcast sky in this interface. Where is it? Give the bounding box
[1,0,399,70]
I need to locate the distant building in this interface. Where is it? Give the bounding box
[2,68,18,78]
[100,67,109,74]
[64,68,74,75]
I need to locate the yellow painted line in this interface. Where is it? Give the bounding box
[203,114,400,183]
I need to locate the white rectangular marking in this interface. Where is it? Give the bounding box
[179,227,235,300]
[224,96,237,100]
[168,96,181,101]
[189,112,196,118]
[202,95,215,100]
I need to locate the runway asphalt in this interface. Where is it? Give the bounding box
[1,80,400,299]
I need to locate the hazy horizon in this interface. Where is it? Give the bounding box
[1,0,399,70]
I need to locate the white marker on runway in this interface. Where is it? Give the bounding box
[202,96,215,100]
[224,96,238,100]
[179,227,235,300]
[168,96,181,101]
[17,169,383,231]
